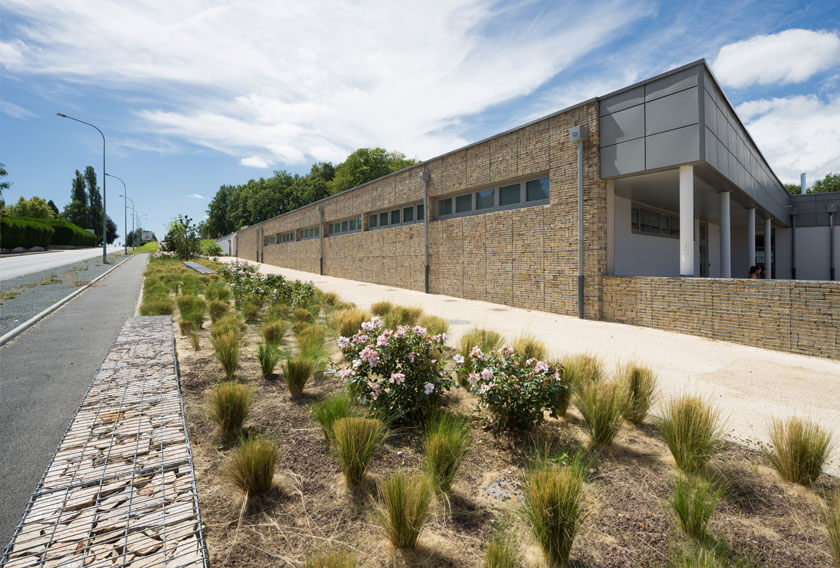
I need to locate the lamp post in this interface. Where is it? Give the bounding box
[106,173,128,254]
[57,113,108,264]
[120,194,137,250]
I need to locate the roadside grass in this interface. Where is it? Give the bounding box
[129,241,159,254]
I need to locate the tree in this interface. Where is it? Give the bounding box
[63,170,89,227]
[105,215,118,245]
[162,214,200,259]
[811,173,840,194]
[784,183,800,195]
[6,196,54,219]
[327,148,417,195]
[0,162,10,196]
[47,199,60,217]
[85,166,103,239]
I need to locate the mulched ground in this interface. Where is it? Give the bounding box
[175,307,839,568]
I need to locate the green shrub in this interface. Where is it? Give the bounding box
[512,334,547,360]
[305,551,357,568]
[267,303,292,321]
[241,300,261,321]
[619,363,657,425]
[332,308,369,338]
[575,380,628,448]
[0,217,54,250]
[423,413,472,495]
[44,218,97,246]
[331,417,386,485]
[484,534,517,568]
[207,381,253,438]
[766,417,832,485]
[669,476,719,543]
[258,343,282,378]
[371,301,394,317]
[177,294,203,314]
[296,324,328,361]
[225,436,278,497]
[518,459,585,568]
[205,281,231,302]
[140,296,175,316]
[262,320,288,346]
[823,490,840,568]
[283,358,314,397]
[562,353,604,391]
[659,395,724,474]
[212,330,240,380]
[375,471,433,549]
[418,314,449,336]
[311,392,358,441]
[212,313,243,337]
[208,300,230,322]
[293,307,314,322]
[200,238,223,256]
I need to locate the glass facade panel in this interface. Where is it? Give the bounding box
[476,189,494,209]
[456,194,472,213]
[438,199,452,216]
[525,177,549,202]
[403,206,414,222]
[499,184,520,206]
[380,212,389,226]
[391,210,400,225]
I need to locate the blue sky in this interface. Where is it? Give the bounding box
[1,0,839,243]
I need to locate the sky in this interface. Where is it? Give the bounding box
[1,1,839,243]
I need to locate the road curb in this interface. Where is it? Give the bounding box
[0,255,134,347]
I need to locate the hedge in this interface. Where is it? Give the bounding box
[45,219,98,246]
[0,217,97,250]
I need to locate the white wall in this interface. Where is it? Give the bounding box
[215,233,237,256]
[614,194,680,276]
[793,226,839,280]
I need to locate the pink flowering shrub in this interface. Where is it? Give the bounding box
[338,318,450,422]
[455,346,569,429]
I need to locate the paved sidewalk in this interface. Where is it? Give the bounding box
[227,259,840,471]
[2,316,207,568]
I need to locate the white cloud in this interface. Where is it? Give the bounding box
[240,156,272,169]
[0,0,650,165]
[0,100,34,119]
[738,94,840,183]
[713,29,840,88]
[185,193,205,199]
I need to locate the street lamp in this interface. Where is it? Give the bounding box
[106,173,128,254]
[57,112,108,264]
[120,193,137,250]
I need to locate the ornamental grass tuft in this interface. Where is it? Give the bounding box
[371,301,394,317]
[766,416,832,485]
[293,307,314,322]
[211,314,243,341]
[312,392,357,441]
[619,362,657,425]
[261,320,288,346]
[575,380,628,448]
[484,534,518,568]
[423,412,472,495]
[375,470,433,549]
[823,490,840,568]
[225,436,278,497]
[208,299,230,322]
[140,296,174,316]
[331,416,386,485]
[258,343,282,378]
[385,305,424,328]
[659,395,725,474]
[332,308,369,337]
[241,300,261,321]
[205,281,231,302]
[418,314,449,336]
[189,328,200,351]
[296,324,328,362]
[512,334,547,360]
[212,330,240,380]
[305,551,357,568]
[669,475,720,543]
[283,358,314,397]
[208,381,253,439]
[562,353,604,391]
[459,328,504,356]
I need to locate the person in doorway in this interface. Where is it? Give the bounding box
[758,265,767,279]
[748,266,759,279]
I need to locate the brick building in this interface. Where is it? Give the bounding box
[233,60,839,358]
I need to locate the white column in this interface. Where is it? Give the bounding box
[679,165,695,276]
[606,179,615,275]
[719,191,731,278]
[747,207,756,267]
[764,217,772,279]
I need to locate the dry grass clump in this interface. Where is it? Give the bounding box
[512,334,547,360]
[311,392,357,441]
[562,353,603,391]
[619,362,657,425]
[575,380,628,448]
[669,475,719,543]
[258,343,282,378]
[766,417,832,485]
[178,319,195,336]
[371,301,394,317]
[211,314,243,341]
[423,412,472,495]
[225,436,279,497]
[283,358,314,397]
[296,324,328,362]
[459,328,504,356]
[261,320,288,346]
[293,307,314,322]
[332,308,369,337]
[384,305,424,328]
[207,381,253,438]
[205,281,231,302]
[659,395,725,474]
[331,417,387,485]
[418,314,449,336]
[305,551,357,568]
[241,300,261,321]
[212,330,240,380]
[375,471,433,549]
[208,299,230,322]
[189,329,200,351]
[823,490,840,568]
[484,534,518,568]
[139,297,175,316]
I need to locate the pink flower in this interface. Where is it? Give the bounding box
[352,333,369,345]
[481,368,494,381]
[394,327,406,338]
[371,383,381,400]
[535,360,549,372]
[376,334,389,347]
[413,326,427,338]
[406,351,415,363]
[337,336,350,349]
[352,359,362,369]
[424,382,435,395]
[360,346,380,367]
[469,346,485,360]
[526,358,537,366]
[453,354,465,364]
[390,373,405,385]
[480,383,494,394]
[468,373,479,386]
[499,345,513,356]
[338,368,354,380]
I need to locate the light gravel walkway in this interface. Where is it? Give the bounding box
[227,259,840,471]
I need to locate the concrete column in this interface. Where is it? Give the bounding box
[764,217,772,279]
[747,207,756,267]
[719,191,731,278]
[679,165,695,276]
[606,179,615,275]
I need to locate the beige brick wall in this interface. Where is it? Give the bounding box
[601,276,840,359]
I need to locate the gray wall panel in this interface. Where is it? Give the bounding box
[645,67,699,102]
[601,104,645,145]
[645,125,700,169]
[645,87,699,135]
[600,86,644,116]
[601,140,645,177]
[705,128,719,169]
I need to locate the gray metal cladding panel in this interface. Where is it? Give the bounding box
[704,128,719,169]
[600,104,645,145]
[645,67,699,102]
[600,86,644,116]
[645,124,700,169]
[645,87,699,136]
[703,91,718,136]
[600,139,645,177]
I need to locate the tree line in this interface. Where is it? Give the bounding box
[201,148,416,238]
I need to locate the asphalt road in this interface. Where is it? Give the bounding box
[0,253,148,547]
[0,248,106,281]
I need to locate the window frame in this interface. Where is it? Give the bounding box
[435,175,550,221]
[326,216,363,237]
[368,203,424,230]
[300,226,320,240]
[630,203,679,239]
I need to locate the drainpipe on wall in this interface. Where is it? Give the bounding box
[317,205,325,275]
[569,125,587,319]
[419,169,431,293]
[829,203,837,281]
[790,209,797,280]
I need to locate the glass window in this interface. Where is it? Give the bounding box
[456,194,472,213]
[369,214,378,228]
[341,220,349,232]
[670,216,679,237]
[380,212,389,226]
[631,208,639,230]
[417,204,424,220]
[640,209,651,232]
[526,177,549,202]
[349,219,356,231]
[403,206,414,222]
[438,199,452,216]
[650,212,660,234]
[499,184,520,206]
[391,210,400,225]
[476,189,494,210]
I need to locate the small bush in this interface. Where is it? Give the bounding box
[331,417,387,485]
[669,547,721,568]
[619,363,657,425]
[575,380,628,448]
[484,534,517,568]
[212,314,243,340]
[512,334,547,360]
[418,314,449,336]
[423,413,472,494]
[140,296,174,316]
[562,353,604,390]
[262,320,288,346]
[241,300,261,320]
[312,392,357,441]
[518,460,585,568]
[659,395,724,474]
[177,294,203,315]
[385,305,423,328]
[459,328,504,356]
[296,324,328,361]
[258,343,282,378]
[332,308,369,338]
[267,303,292,321]
[823,490,840,568]
[225,436,278,497]
[208,300,230,322]
[189,329,200,351]
[375,471,433,549]
[179,319,195,336]
[207,381,253,438]
[293,307,314,322]
[283,358,314,397]
[205,281,231,302]
[212,330,240,380]
[669,476,719,543]
[766,417,832,485]
[371,301,394,316]
[305,551,357,568]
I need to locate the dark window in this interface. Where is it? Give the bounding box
[341,220,349,232]
[391,210,400,225]
[476,189,494,210]
[403,206,414,222]
[631,208,639,231]
[499,184,520,206]
[417,204,424,220]
[456,194,472,213]
[369,214,378,228]
[526,177,549,202]
[438,199,452,216]
[380,212,389,226]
